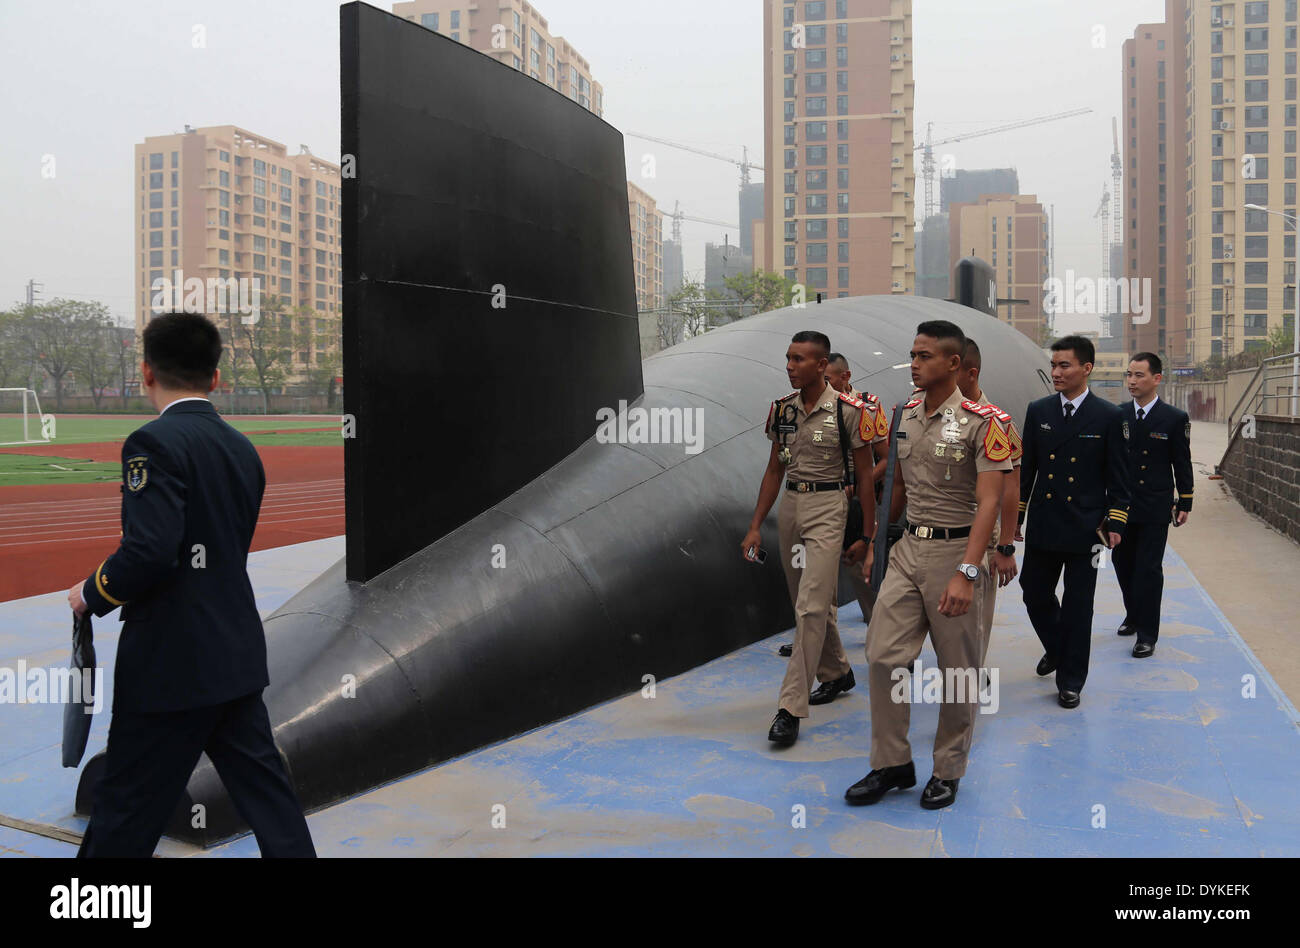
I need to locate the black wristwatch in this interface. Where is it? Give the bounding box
[996,544,1016,557]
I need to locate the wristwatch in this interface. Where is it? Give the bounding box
[957,563,980,581]
[996,544,1016,557]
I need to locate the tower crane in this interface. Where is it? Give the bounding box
[626,132,764,187]
[916,108,1094,219]
[666,200,739,246]
[1094,186,1111,319]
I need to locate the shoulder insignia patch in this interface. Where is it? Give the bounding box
[125,455,149,493]
[1007,421,1023,462]
[875,404,890,438]
[983,420,1013,462]
[1122,420,1130,441]
[1185,421,1191,442]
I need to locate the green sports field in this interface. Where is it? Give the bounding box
[0,414,339,447]
[0,453,122,487]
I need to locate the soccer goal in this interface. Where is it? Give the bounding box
[0,389,52,446]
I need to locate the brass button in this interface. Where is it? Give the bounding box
[1140,465,1146,471]
[1068,477,1074,482]
[1143,450,1148,456]
[1046,492,1053,499]
[1049,454,1056,460]
[1048,474,1054,480]
[1067,496,1073,501]
[1139,480,1145,485]
[1071,457,1077,463]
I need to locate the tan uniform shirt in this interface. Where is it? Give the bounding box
[765,383,875,482]
[975,390,1023,549]
[896,386,1014,526]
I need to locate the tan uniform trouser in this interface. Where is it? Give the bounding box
[866,533,985,779]
[980,549,999,663]
[846,567,877,626]
[777,489,853,718]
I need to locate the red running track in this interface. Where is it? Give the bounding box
[0,444,343,602]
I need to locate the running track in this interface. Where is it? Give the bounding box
[0,444,342,602]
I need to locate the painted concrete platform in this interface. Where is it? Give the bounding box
[1,535,1297,857]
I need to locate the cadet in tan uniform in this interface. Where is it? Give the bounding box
[741,331,877,747]
[956,339,1023,666]
[844,320,1011,810]
[825,354,890,632]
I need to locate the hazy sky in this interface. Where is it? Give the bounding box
[0,0,1168,334]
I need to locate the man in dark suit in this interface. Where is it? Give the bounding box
[1017,335,1131,709]
[68,312,315,858]
[1113,352,1194,659]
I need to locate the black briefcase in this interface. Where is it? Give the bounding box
[61,612,98,768]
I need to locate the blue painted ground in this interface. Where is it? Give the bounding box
[1,538,1296,857]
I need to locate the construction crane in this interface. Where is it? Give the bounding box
[916,108,1094,219]
[1111,117,1124,250]
[626,132,763,187]
[1094,186,1111,318]
[666,200,739,246]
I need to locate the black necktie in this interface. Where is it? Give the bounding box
[1136,407,1146,421]
[1064,402,1074,421]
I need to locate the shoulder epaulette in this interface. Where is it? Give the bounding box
[836,391,865,409]
[904,396,922,409]
[860,392,880,404]
[777,390,799,402]
[961,400,999,418]
[974,399,1013,423]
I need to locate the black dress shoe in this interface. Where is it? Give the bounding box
[1117,623,1136,636]
[1036,655,1056,676]
[809,669,856,705]
[1132,642,1155,658]
[778,643,793,657]
[1058,690,1080,709]
[767,709,799,746]
[920,776,959,810]
[844,761,916,805]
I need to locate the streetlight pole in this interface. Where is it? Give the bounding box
[1245,203,1300,416]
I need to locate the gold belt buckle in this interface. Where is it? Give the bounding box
[916,525,933,539]
[797,482,809,493]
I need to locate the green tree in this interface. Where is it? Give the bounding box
[239,295,293,413]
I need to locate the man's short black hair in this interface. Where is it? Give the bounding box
[1131,351,1163,375]
[791,331,832,356]
[827,351,849,369]
[915,320,967,357]
[143,312,222,391]
[1051,334,1096,367]
[961,338,982,370]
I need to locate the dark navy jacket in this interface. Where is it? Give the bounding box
[82,400,269,713]
[1018,391,1132,554]
[1120,397,1195,524]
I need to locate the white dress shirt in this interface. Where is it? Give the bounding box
[1133,394,1160,419]
[1059,389,1090,416]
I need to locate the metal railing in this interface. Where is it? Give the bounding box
[1219,352,1300,472]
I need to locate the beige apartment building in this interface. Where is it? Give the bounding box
[627,182,665,313]
[133,125,342,382]
[1123,3,1189,367]
[760,0,916,298]
[392,0,603,115]
[948,194,1050,344]
[1180,0,1300,364]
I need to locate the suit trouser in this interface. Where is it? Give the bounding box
[778,489,853,718]
[1019,546,1100,693]
[1112,520,1169,647]
[866,534,985,780]
[78,690,316,858]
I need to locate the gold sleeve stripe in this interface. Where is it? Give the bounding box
[1018,501,1028,511]
[94,560,125,607]
[1179,493,1195,498]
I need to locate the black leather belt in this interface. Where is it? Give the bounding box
[786,480,846,493]
[906,523,972,540]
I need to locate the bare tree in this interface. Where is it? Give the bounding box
[240,295,293,414]
[21,299,102,412]
[73,307,119,409]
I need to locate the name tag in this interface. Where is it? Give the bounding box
[1150,431,1168,440]
[896,431,908,440]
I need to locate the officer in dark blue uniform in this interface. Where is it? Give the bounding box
[68,312,315,858]
[1113,352,1194,658]
[1017,335,1131,709]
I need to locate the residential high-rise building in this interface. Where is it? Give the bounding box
[1123,2,1188,367]
[705,240,755,298]
[628,181,665,314]
[739,181,764,256]
[663,238,685,300]
[133,126,342,380]
[916,212,950,300]
[1181,0,1297,365]
[760,0,915,298]
[949,193,1050,343]
[393,0,603,116]
[941,168,1019,213]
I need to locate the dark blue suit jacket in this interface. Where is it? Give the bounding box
[1120,398,1195,523]
[1018,391,1132,554]
[82,400,269,713]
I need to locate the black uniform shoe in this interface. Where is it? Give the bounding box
[844,761,916,805]
[767,709,799,746]
[1058,690,1081,709]
[1117,623,1136,636]
[920,776,959,810]
[1132,642,1155,658]
[809,669,856,705]
[778,643,793,657]
[1036,655,1057,676]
